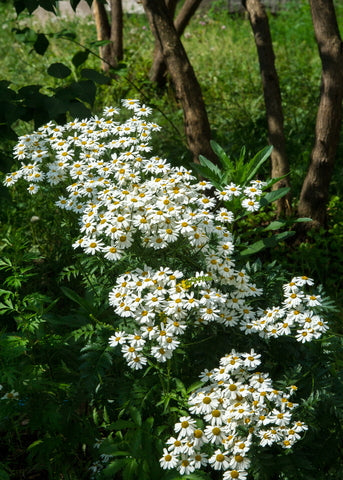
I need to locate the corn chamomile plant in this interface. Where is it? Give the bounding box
[4,100,330,479]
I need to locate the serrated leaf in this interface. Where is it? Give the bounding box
[47,62,71,79]
[81,68,110,84]
[192,163,221,188]
[199,155,222,178]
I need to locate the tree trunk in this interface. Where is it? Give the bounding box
[150,0,203,86]
[142,0,217,164]
[244,0,291,216]
[110,0,123,64]
[297,0,343,228]
[92,0,123,71]
[93,0,112,71]
[150,0,179,86]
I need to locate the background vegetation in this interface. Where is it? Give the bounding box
[0,0,343,479]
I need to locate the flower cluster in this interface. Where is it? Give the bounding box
[108,265,242,369]
[108,264,326,368]
[4,100,263,263]
[4,100,327,370]
[160,350,308,479]
[244,275,328,342]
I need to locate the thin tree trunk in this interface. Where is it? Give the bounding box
[297,0,343,228]
[150,0,203,86]
[93,0,112,71]
[93,0,123,71]
[110,0,123,63]
[150,0,179,86]
[142,0,217,164]
[244,0,291,216]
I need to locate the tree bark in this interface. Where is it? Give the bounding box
[150,0,179,86]
[297,0,343,228]
[110,0,123,63]
[150,0,203,86]
[244,0,291,216]
[92,0,123,71]
[142,0,217,164]
[93,0,112,71]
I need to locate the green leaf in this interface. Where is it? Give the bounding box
[13,27,37,44]
[244,145,273,185]
[294,217,312,223]
[210,140,234,170]
[68,100,92,118]
[54,29,77,40]
[264,220,287,231]
[240,231,295,256]
[129,406,142,426]
[72,50,90,67]
[260,187,290,206]
[34,33,49,55]
[174,378,186,395]
[81,68,110,85]
[47,62,71,79]
[186,380,204,394]
[192,163,221,189]
[199,155,222,179]
[27,439,44,451]
[123,459,138,480]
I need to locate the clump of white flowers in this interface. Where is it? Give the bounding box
[160,350,308,479]
[5,100,328,475]
[5,99,327,366]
